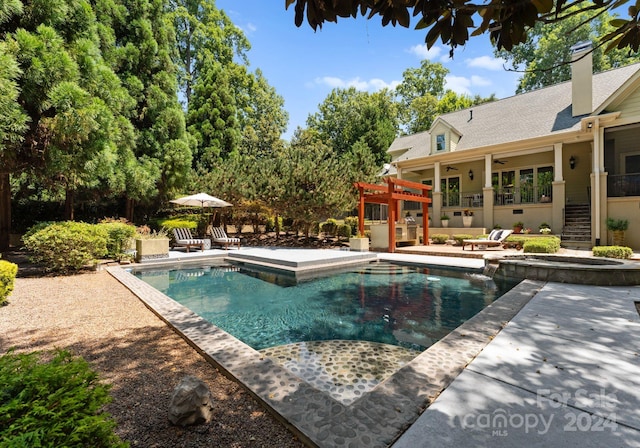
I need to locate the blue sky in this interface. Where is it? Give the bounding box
[216,1,522,139]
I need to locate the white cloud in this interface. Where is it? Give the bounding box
[313,76,400,91]
[407,44,443,61]
[245,22,257,33]
[445,75,471,95]
[471,75,492,87]
[466,55,506,71]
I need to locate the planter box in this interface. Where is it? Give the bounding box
[462,216,473,228]
[349,237,369,252]
[135,238,169,262]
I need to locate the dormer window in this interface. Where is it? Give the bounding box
[436,134,446,151]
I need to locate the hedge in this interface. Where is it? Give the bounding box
[23,222,108,272]
[431,234,449,244]
[97,221,137,260]
[592,246,633,259]
[0,260,18,306]
[0,350,127,447]
[523,237,561,253]
[452,234,474,246]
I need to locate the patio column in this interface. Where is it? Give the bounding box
[552,143,566,234]
[434,162,443,224]
[592,119,604,245]
[483,155,493,229]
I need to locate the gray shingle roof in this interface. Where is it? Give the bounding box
[391,63,640,162]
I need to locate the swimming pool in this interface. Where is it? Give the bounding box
[134,261,516,351]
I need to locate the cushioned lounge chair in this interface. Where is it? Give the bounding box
[462,229,513,251]
[172,228,208,252]
[207,226,240,250]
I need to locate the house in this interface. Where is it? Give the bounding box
[386,43,640,250]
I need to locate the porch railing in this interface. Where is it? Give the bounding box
[608,173,640,197]
[493,185,552,205]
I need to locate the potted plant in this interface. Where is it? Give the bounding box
[606,218,629,246]
[513,221,524,234]
[539,223,552,234]
[440,214,450,228]
[135,227,170,262]
[349,232,369,252]
[462,209,474,227]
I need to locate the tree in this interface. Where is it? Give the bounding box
[98,0,193,218]
[170,0,250,106]
[187,59,241,169]
[285,0,640,56]
[306,87,398,165]
[270,130,355,237]
[0,42,28,250]
[496,7,640,93]
[239,69,289,158]
[395,61,496,133]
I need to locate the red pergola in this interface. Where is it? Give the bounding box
[354,177,432,253]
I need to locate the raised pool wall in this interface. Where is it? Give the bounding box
[487,254,640,286]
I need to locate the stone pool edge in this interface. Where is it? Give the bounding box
[106,265,543,448]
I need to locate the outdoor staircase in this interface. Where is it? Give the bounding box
[561,203,592,249]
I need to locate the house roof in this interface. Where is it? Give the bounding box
[392,63,640,163]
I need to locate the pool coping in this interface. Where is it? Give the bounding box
[106,261,543,447]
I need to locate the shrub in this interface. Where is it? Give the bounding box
[452,234,473,246]
[265,215,283,233]
[592,246,633,259]
[431,234,449,244]
[523,237,561,253]
[0,350,127,448]
[0,260,18,306]
[23,222,108,272]
[98,221,137,260]
[337,223,352,239]
[157,217,198,232]
[344,216,359,236]
[320,218,339,236]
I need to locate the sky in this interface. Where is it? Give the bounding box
[216,1,523,140]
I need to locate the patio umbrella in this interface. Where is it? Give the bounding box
[169,192,232,208]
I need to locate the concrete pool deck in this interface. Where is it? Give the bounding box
[112,247,640,447]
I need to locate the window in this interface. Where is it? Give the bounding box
[493,166,553,204]
[441,176,460,207]
[436,134,445,151]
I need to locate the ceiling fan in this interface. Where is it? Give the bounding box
[445,166,458,172]
[494,159,507,165]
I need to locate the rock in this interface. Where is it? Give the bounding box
[168,376,214,426]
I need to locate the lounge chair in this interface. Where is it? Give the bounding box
[207,226,240,250]
[462,229,513,251]
[172,228,209,252]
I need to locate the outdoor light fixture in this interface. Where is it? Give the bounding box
[468,169,474,180]
[570,156,576,169]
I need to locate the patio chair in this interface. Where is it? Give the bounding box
[462,229,513,251]
[207,226,241,250]
[172,228,208,252]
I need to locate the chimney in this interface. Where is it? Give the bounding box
[570,41,593,117]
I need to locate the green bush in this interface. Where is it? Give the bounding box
[0,260,18,306]
[606,218,629,231]
[592,246,633,259]
[343,216,359,236]
[0,350,127,448]
[320,218,339,236]
[431,234,449,244]
[265,215,283,233]
[337,223,352,239]
[523,237,561,253]
[157,217,198,232]
[98,221,137,260]
[452,234,473,246]
[23,222,108,272]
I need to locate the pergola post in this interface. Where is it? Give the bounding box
[358,185,365,236]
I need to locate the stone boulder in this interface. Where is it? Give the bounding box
[168,375,214,426]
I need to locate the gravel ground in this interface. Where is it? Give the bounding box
[0,269,306,448]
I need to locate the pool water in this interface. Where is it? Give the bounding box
[135,261,516,351]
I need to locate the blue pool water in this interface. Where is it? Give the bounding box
[134,262,516,351]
